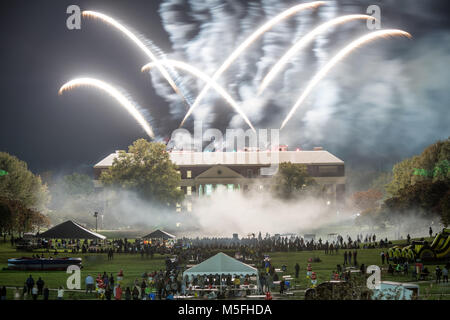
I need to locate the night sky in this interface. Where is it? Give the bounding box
[1,0,449,175]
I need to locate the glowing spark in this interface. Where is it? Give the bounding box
[180,1,325,127]
[82,10,189,106]
[59,78,155,139]
[258,14,375,95]
[142,60,255,132]
[280,29,412,130]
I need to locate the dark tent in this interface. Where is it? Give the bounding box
[142,229,175,240]
[38,220,106,240]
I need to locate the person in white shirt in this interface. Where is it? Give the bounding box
[32,286,38,300]
[57,286,64,300]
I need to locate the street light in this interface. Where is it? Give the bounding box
[93,212,98,232]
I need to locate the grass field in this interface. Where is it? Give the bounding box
[0,237,449,300]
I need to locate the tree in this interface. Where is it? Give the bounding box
[272,162,319,199]
[0,197,50,235]
[350,189,383,212]
[386,137,450,196]
[100,139,183,206]
[0,152,49,212]
[384,180,449,225]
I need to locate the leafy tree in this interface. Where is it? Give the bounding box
[0,197,50,235]
[0,152,49,212]
[384,180,449,225]
[272,162,318,199]
[350,189,383,212]
[100,139,183,206]
[386,137,449,196]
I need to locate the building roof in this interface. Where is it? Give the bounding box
[142,229,176,240]
[183,252,258,278]
[38,220,106,240]
[94,150,343,168]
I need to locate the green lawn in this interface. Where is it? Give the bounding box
[0,239,449,300]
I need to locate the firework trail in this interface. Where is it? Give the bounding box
[59,78,155,139]
[82,11,191,107]
[280,29,412,130]
[179,1,325,128]
[258,14,375,95]
[142,60,255,132]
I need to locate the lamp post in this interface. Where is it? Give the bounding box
[94,212,98,232]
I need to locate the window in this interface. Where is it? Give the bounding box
[187,202,192,212]
[176,203,181,213]
[318,166,338,175]
[227,184,234,192]
[187,170,192,178]
[187,186,192,196]
[247,169,253,178]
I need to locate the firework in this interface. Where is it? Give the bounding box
[82,11,190,106]
[258,14,375,95]
[179,1,325,128]
[280,29,412,130]
[59,78,155,139]
[142,60,255,132]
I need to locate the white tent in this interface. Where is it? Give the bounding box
[183,252,259,279]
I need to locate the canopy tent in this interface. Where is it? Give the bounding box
[142,229,176,240]
[38,220,106,240]
[183,252,258,278]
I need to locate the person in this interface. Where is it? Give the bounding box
[442,266,449,283]
[353,250,358,266]
[435,266,442,284]
[85,274,94,294]
[132,286,140,300]
[43,287,49,300]
[407,234,411,244]
[380,251,385,265]
[26,275,34,295]
[23,283,28,300]
[348,251,352,265]
[115,284,123,300]
[0,286,6,300]
[343,251,348,265]
[12,287,21,300]
[280,279,285,295]
[295,263,300,278]
[36,277,44,296]
[57,286,64,300]
[125,287,131,300]
[105,286,112,300]
[388,264,394,275]
[429,226,433,238]
[31,285,38,300]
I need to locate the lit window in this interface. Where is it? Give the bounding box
[187,186,192,196]
[187,202,192,212]
[259,185,264,190]
[205,184,213,196]
[176,170,181,176]
[227,184,234,192]
[176,203,181,212]
[187,170,192,178]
